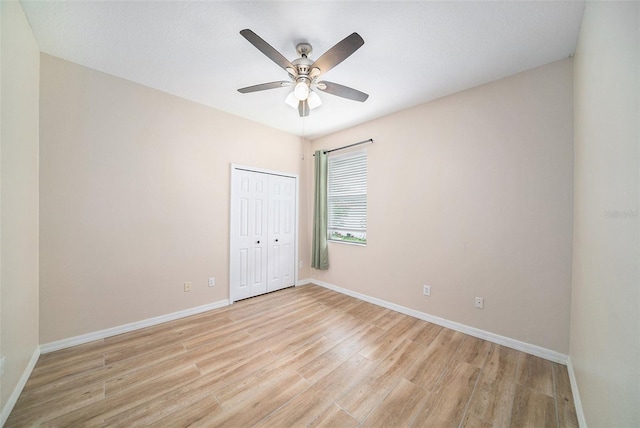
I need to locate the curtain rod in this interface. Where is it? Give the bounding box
[313,138,373,156]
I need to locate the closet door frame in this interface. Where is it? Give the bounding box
[229,164,299,303]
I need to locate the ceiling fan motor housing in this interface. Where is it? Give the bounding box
[293,57,313,77]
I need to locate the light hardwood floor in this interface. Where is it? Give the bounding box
[7,284,578,427]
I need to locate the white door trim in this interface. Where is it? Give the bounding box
[229,164,299,303]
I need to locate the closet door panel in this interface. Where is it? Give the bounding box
[267,175,296,292]
[231,170,268,300]
[249,173,268,297]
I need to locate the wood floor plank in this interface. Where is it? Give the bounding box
[226,287,327,322]
[484,343,521,381]
[553,362,579,428]
[243,301,326,338]
[103,330,185,365]
[191,333,273,373]
[102,322,175,346]
[317,311,366,342]
[557,394,579,428]
[104,353,198,396]
[12,365,107,411]
[31,341,105,374]
[197,349,279,391]
[208,335,339,401]
[5,284,577,428]
[255,353,377,427]
[209,301,308,341]
[176,327,231,352]
[43,364,201,426]
[296,323,385,384]
[461,413,495,428]
[372,308,404,330]
[103,343,187,379]
[454,335,492,368]
[552,362,573,400]
[215,366,309,409]
[150,394,223,427]
[10,363,104,413]
[358,315,422,362]
[270,334,338,370]
[406,319,443,346]
[412,361,481,427]
[510,384,557,428]
[346,300,389,324]
[466,344,519,426]
[36,339,105,366]
[466,370,516,427]
[23,352,105,390]
[516,353,554,397]
[6,381,105,426]
[404,328,465,391]
[103,375,223,427]
[181,325,253,352]
[265,308,348,356]
[169,312,234,333]
[336,339,426,421]
[16,373,110,419]
[309,403,358,428]
[211,369,311,426]
[360,378,429,428]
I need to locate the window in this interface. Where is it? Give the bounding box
[328,149,367,244]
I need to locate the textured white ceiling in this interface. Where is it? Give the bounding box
[21,1,585,139]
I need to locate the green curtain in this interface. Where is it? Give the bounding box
[311,150,329,270]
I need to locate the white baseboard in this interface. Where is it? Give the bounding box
[566,357,587,427]
[296,278,312,286]
[311,279,568,365]
[1,346,41,426]
[40,299,229,354]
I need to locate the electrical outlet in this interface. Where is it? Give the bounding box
[475,296,484,309]
[298,260,304,269]
[184,281,192,292]
[208,277,215,287]
[423,285,431,296]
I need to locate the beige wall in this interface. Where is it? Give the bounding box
[39,55,309,343]
[571,1,639,426]
[310,59,574,354]
[0,0,40,415]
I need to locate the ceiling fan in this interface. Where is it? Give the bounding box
[237,29,369,117]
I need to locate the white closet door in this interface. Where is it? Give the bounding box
[230,169,268,301]
[230,167,297,302]
[267,175,296,292]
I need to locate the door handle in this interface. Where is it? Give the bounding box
[275,239,279,242]
[256,240,260,244]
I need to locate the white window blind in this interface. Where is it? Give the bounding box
[328,149,367,244]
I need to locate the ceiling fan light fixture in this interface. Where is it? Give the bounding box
[307,91,322,110]
[294,81,310,101]
[285,92,298,109]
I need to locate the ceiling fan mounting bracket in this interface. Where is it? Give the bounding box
[295,42,312,58]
